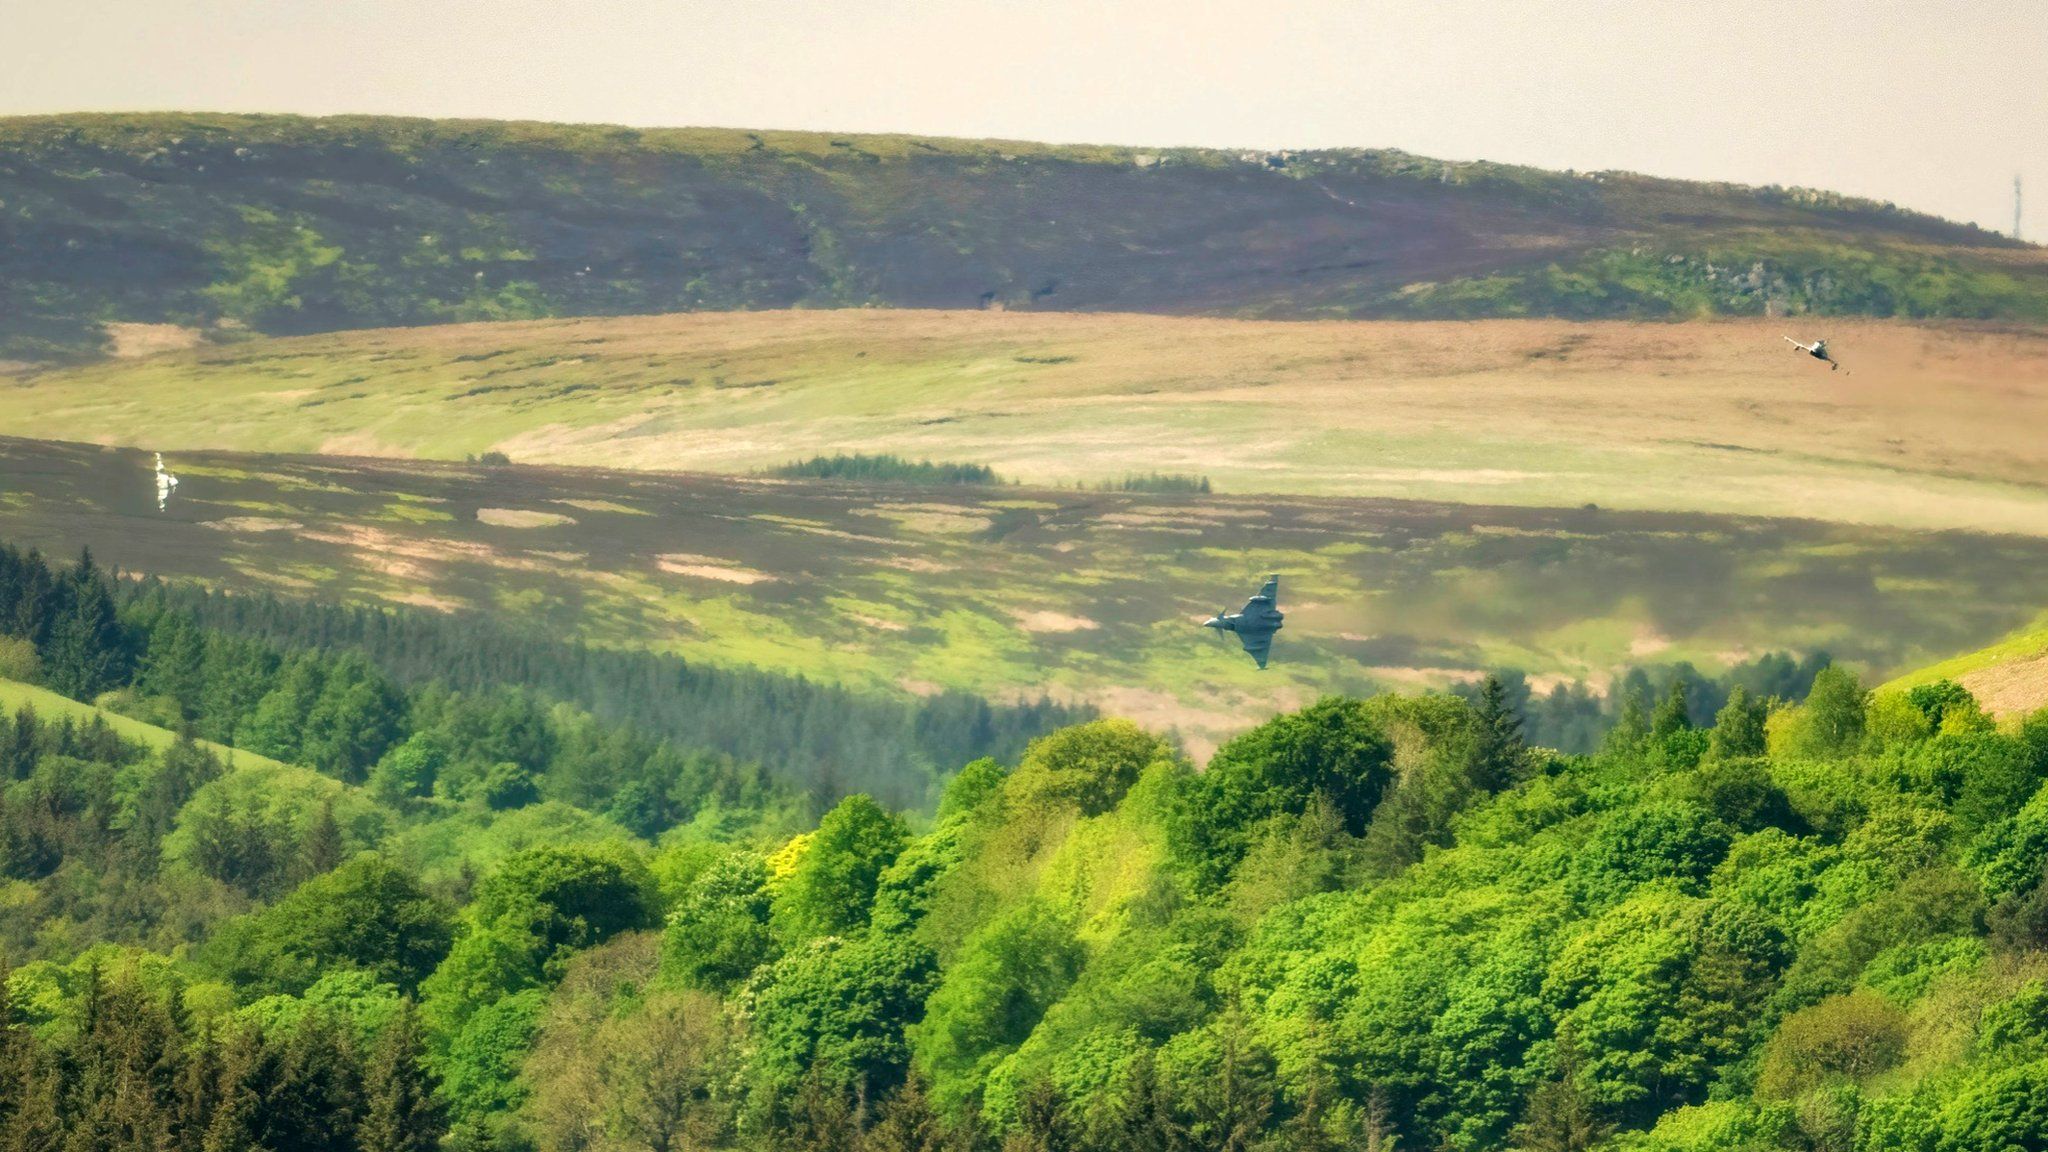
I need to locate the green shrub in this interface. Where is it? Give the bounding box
[0,636,40,683]
[1757,990,1908,1098]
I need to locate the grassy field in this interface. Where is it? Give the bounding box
[8,312,2047,536]
[1883,613,2048,718]
[4,437,2044,754]
[0,676,285,769]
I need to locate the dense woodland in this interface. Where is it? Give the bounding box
[3,538,2048,1150]
[112,573,1083,810]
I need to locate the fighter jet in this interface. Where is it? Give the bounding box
[153,453,179,512]
[1205,575,1284,668]
[1784,335,1841,371]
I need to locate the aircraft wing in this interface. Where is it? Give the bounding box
[1239,631,1273,669]
[1242,576,1279,613]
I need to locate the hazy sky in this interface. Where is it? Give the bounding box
[4,0,2041,234]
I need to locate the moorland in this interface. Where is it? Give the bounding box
[6,312,2048,534]
[4,113,2045,363]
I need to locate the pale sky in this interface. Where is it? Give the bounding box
[3,0,2041,235]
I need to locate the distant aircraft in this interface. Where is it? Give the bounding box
[153,453,179,511]
[1205,575,1284,668]
[1783,335,1841,371]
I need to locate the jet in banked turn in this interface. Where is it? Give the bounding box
[1205,575,1284,669]
[1784,335,1841,371]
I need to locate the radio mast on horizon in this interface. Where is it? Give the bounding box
[2018,174,2026,242]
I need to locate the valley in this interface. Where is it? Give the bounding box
[3,435,2044,754]
[3,95,2047,1152]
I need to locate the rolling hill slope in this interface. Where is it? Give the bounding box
[0,676,285,769]
[9,312,2048,535]
[1884,613,2048,718]
[2,112,2042,360]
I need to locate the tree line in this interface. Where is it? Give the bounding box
[0,965,447,1152]
[770,455,1003,487]
[117,570,1085,809]
[1460,652,1833,755]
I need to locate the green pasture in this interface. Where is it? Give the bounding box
[0,676,285,770]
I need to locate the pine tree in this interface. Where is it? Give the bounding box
[0,965,40,1143]
[359,1003,447,1152]
[1469,674,1529,792]
[1602,688,1650,756]
[1651,680,1694,741]
[1708,685,1768,759]
[59,966,122,1152]
[299,656,404,783]
[1279,1063,1341,1152]
[1360,1082,1397,1152]
[241,655,326,765]
[138,612,208,719]
[1089,1046,1183,1152]
[0,705,36,782]
[114,975,186,1151]
[1006,1080,1076,1152]
[860,1076,952,1152]
[42,549,131,701]
[128,737,222,866]
[783,1068,862,1152]
[185,787,285,899]
[197,636,276,748]
[174,1025,223,1152]
[1511,1025,1610,1152]
[298,799,346,882]
[200,1031,263,1152]
[259,1012,364,1152]
[0,1029,62,1152]
[1186,1020,1274,1152]
[0,959,16,1069]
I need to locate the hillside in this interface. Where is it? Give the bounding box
[5,436,2045,755]
[10,312,2048,535]
[0,675,284,769]
[1885,614,2048,719]
[3,113,2043,361]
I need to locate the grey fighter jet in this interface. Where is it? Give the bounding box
[1205,575,1284,668]
[1784,335,1840,371]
